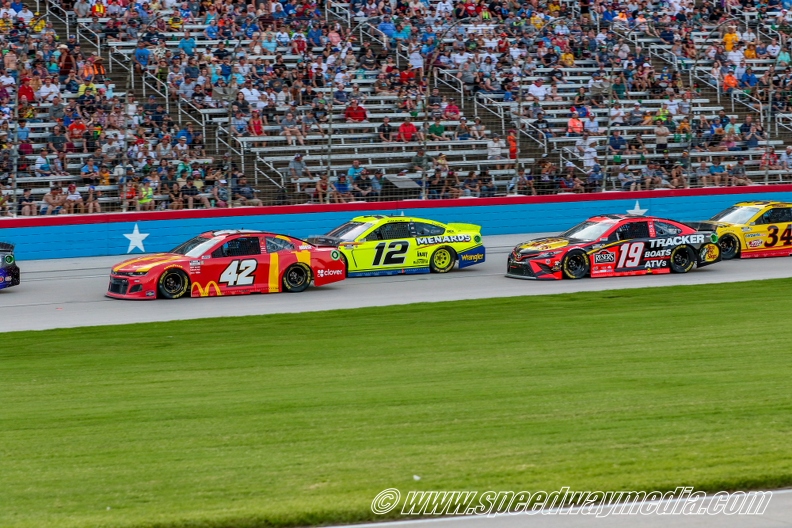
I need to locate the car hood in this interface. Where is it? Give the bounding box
[112,253,185,273]
[514,237,579,254]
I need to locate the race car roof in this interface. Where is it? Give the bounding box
[0,242,14,252]
[734,200,792,208]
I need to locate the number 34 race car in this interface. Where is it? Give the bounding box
[507,215,721,280]
[0,242,20,291]
[688,201,792,260]
[307,215,485,277]
[107,230,346,300]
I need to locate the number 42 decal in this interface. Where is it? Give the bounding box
[220,259,258,286]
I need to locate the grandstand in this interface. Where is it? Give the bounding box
[2,0,792,216]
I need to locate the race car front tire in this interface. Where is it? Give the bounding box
[719,234,740,260]
[283,263,311,292]
[670,245,695,273]
[430,247,456,273]
[562,250,589,279]
[158,269,190,299]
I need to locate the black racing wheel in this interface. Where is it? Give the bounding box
[670,245,695,273]
[158,269,190,299]
[718,234,740,260]
[562,250,589,279]
[282,264,311,292]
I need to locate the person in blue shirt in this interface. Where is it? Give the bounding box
[204,20,219,39]
[740,68,758,90]
[378,17,396,39]
[179,34,196,56]
[15,120,31,141]
[10,1,24,13]
[133,42,151,73]
[608,130,627,154]
[307,25,323,46]
[175,127,193,145]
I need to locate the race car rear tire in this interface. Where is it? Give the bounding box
[719,234,740,260]
[158,269,190,299]
[430,246,456,273]
[562,250,589,279]
[670,245,695,273]
[338,253,349,277]
[282,263,311,293]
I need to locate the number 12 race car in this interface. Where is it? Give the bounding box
[308,215,485,277]
[0,242,20,291]
[107,230,345,300]
[507,215,721,280]
[688,201,792,260]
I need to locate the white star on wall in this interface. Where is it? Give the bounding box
[123,224,149,253]
[627,201,648,215]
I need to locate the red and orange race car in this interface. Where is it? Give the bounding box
[107,230,346,300]
[507,215,721,280]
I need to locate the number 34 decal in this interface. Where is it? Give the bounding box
[765,225,792,247]
[220,259,257,286]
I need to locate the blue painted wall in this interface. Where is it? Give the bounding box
[3,190,792,260]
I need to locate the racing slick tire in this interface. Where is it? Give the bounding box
[670,245,695,273]
[338,253,349,277]
[718,234,740,260]
[158,269,190,299]
[561,250,589,279]
[430,246,456,273]
[282,263,311,293]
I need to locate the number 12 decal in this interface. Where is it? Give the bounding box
[617,242,645,268]
[372,241,409,266]
[220,259,258,286]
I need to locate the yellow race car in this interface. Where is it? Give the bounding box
[690,201,792,259]
[307,215,485,277]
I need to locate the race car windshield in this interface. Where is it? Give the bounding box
[169,236,216,257]
[326,222,373,241]
[710,206,762,224]
[560,220,616,241]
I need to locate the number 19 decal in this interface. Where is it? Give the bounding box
[617,242,645,268]
[372,241,409,266]
[220,259,257,286]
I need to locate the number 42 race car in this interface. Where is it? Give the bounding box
[107,230,346,299]
[507,215,721,280]
[307,215,485,277]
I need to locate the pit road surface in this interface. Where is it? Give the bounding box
[3,233,792,333]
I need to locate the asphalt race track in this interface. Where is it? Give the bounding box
[3,233,792,333]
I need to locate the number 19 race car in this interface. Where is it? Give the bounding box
[688,201,792,260]
[307,215,485,277]
[507,215,721,280]
[0,242,20,291]
[107,230,346,300]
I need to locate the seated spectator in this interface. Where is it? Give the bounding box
[331,174,354,203]
[353,170,377,201]
[409,148,433,173]
[40,186,66,216]
[64,183,85,214]
[427,118,448,141]
[281,112,305,146]
[398,117,422,142]
[232,177,262,206]
[17,188,38,216]
[289,154,312,182]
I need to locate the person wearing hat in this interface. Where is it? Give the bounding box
[138,180,155,211]
[566,111,584,137]
[212,179,230,208]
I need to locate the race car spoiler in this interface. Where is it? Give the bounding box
[305,236,344,247]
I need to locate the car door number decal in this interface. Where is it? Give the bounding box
[372,241,409,266]
[765,225,792,247]
[220,259,257,286]
[617,242,645,268]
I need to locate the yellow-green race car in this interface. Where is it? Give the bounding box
[689,201,792,259]
[307,216,485,277]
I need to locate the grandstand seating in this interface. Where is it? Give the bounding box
[2,0,792,217]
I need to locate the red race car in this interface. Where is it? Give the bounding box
[107,230,346,300]
[507,215,721,280]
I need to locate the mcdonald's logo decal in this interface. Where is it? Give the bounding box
[191,281,223,297]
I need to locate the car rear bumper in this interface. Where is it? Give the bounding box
[0,265,20,290]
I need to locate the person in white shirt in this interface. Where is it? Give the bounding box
[240,83,261,104]
[666,96,680,115]
[583,144,599,168]
[527,78,548,101]
[37,79,60,102]
[584,115,600,135]
[767,39,781,58]
[17,6,35,24]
